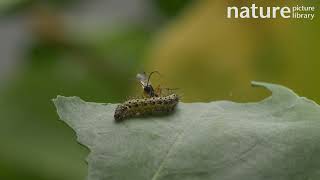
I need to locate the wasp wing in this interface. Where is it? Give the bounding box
[136,72,149,87]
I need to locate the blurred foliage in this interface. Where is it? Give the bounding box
[0,0,77,16]
[153,0,194,17]
[0,26,151,179]
[0,0,32,15]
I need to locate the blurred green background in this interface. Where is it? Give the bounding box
[0,0,319,179]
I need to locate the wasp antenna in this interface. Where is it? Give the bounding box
[146,71,161,86]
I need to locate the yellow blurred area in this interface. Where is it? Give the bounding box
[146,0,320,102]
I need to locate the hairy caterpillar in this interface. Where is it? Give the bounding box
[114,94,179,121]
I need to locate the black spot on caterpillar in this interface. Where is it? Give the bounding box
[114,94,179,121]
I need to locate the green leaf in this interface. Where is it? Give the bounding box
[53,82,320,180]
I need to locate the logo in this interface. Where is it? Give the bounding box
[227,4,315,20]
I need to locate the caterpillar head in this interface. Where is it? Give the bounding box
[114,105,127,121]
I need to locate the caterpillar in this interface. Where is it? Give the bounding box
[114,94,179,121]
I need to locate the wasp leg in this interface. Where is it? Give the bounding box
[154,85,163,97]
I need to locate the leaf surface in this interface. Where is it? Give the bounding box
[53,82,320,180]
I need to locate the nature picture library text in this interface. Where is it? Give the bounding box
[227,4,316,20]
